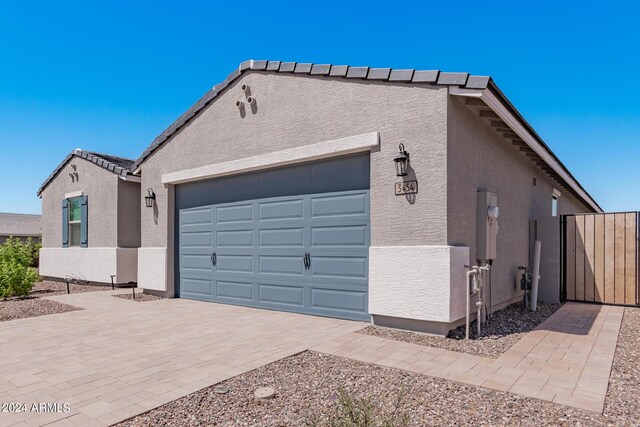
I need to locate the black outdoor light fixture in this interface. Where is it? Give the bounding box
[394,144,409,177]
[145,188,156,208]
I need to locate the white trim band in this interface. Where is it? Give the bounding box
[64,191,84,199]
[162,131,380,185]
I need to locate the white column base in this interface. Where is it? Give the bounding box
[369,245,470,324]
[137,247,168,292]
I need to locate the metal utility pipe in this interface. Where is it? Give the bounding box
[465,268,477,340]
[530,240,541,312]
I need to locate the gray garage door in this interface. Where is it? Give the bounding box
[175,154,370,321]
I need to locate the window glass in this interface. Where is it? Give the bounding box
[70,223,81,246]
[552,196,558,217]
[69,198,82,222]
[68,197,82,247]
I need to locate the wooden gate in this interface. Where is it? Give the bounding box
[563,212,639,306]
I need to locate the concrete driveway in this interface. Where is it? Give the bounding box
[0,290,365,426]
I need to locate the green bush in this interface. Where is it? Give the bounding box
[307,388,410,427]
[0,237,41,299]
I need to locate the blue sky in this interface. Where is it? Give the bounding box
[1,1,639,214]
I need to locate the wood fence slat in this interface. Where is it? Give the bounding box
[584,214,596,301]
[566,216,576,300]
[604,214,616,303]
[614,214,626,305]
[625,213,637,305]
[575,215,586,301]
[594,215,605,303]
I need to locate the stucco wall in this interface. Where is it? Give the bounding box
[446,96,593,307]
[138,72,450,290]
[117,179,141,248]
[41,156,119,248]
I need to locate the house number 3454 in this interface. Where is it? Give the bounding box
[395,180,418,195]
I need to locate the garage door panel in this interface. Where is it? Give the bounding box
[181,254,213,272]
[310,256,368,280]
[310,193,368,218]
[216,280,254,301]
[311,225,368,247]
[216,204,253,223]
[181,278,212,296]
[216,255,253,274]
[181,231,212,248]
[310,288,368,313]
[259,228,304,248]
[259,255,305,276]
[258,283,305,307]
[216,230,253,248]
[181,208,212,226]
[258,199,304,221]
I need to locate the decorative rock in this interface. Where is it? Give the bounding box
[213,385,229,394]
[254,387,275,401]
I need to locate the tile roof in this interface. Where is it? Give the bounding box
[0,213,41,237]
[37,149,135,196]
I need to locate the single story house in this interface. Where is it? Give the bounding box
[38,150,141,284]
[39,60,600,334]
[0,212,41,244]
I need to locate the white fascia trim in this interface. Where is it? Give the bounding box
[64,191,84,199]
[119,174,141,183]
[449,87,601,213]
[161,131,380,185]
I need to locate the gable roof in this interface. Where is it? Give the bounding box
[0,213,41,237]
[132,60,492,171]
[130,59,600,212]
[37,149,136,196]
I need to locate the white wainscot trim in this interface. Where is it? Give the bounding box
[137,247,167,291]
[369,245,470,323]
[39,248,138,284]
[162,131,380,185]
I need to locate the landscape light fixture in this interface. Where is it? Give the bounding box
[145,188,156,208]
[394,144,409,177]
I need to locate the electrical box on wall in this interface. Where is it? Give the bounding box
[477,191,499,261]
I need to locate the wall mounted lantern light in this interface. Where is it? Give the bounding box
[144,188,156,208]
[394,144,409,177]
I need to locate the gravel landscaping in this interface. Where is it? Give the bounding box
[0,280,108,322]
[359,301,562,358]
[113,292,163,302]
[117,350,617,427]
[29,280,111,296]
[602,307,640,419]
[118,306,640,426]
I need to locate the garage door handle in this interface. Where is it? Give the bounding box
[303,253,310,270]
[211,252,217,266]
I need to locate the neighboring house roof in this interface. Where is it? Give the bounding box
[130,59,600,212]
[0,213,41,237]
[37,149,136,196]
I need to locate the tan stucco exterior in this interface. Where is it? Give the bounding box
[446,96,593,308]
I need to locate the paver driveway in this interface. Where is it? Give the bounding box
[0,290,365,426]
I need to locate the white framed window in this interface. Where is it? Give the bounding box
[552,188,561,217]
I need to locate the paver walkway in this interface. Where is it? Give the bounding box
[312,303,623,413]
[0,290,365,426]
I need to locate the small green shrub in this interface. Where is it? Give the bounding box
[0,237,41,298]
[307,388,410,427]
